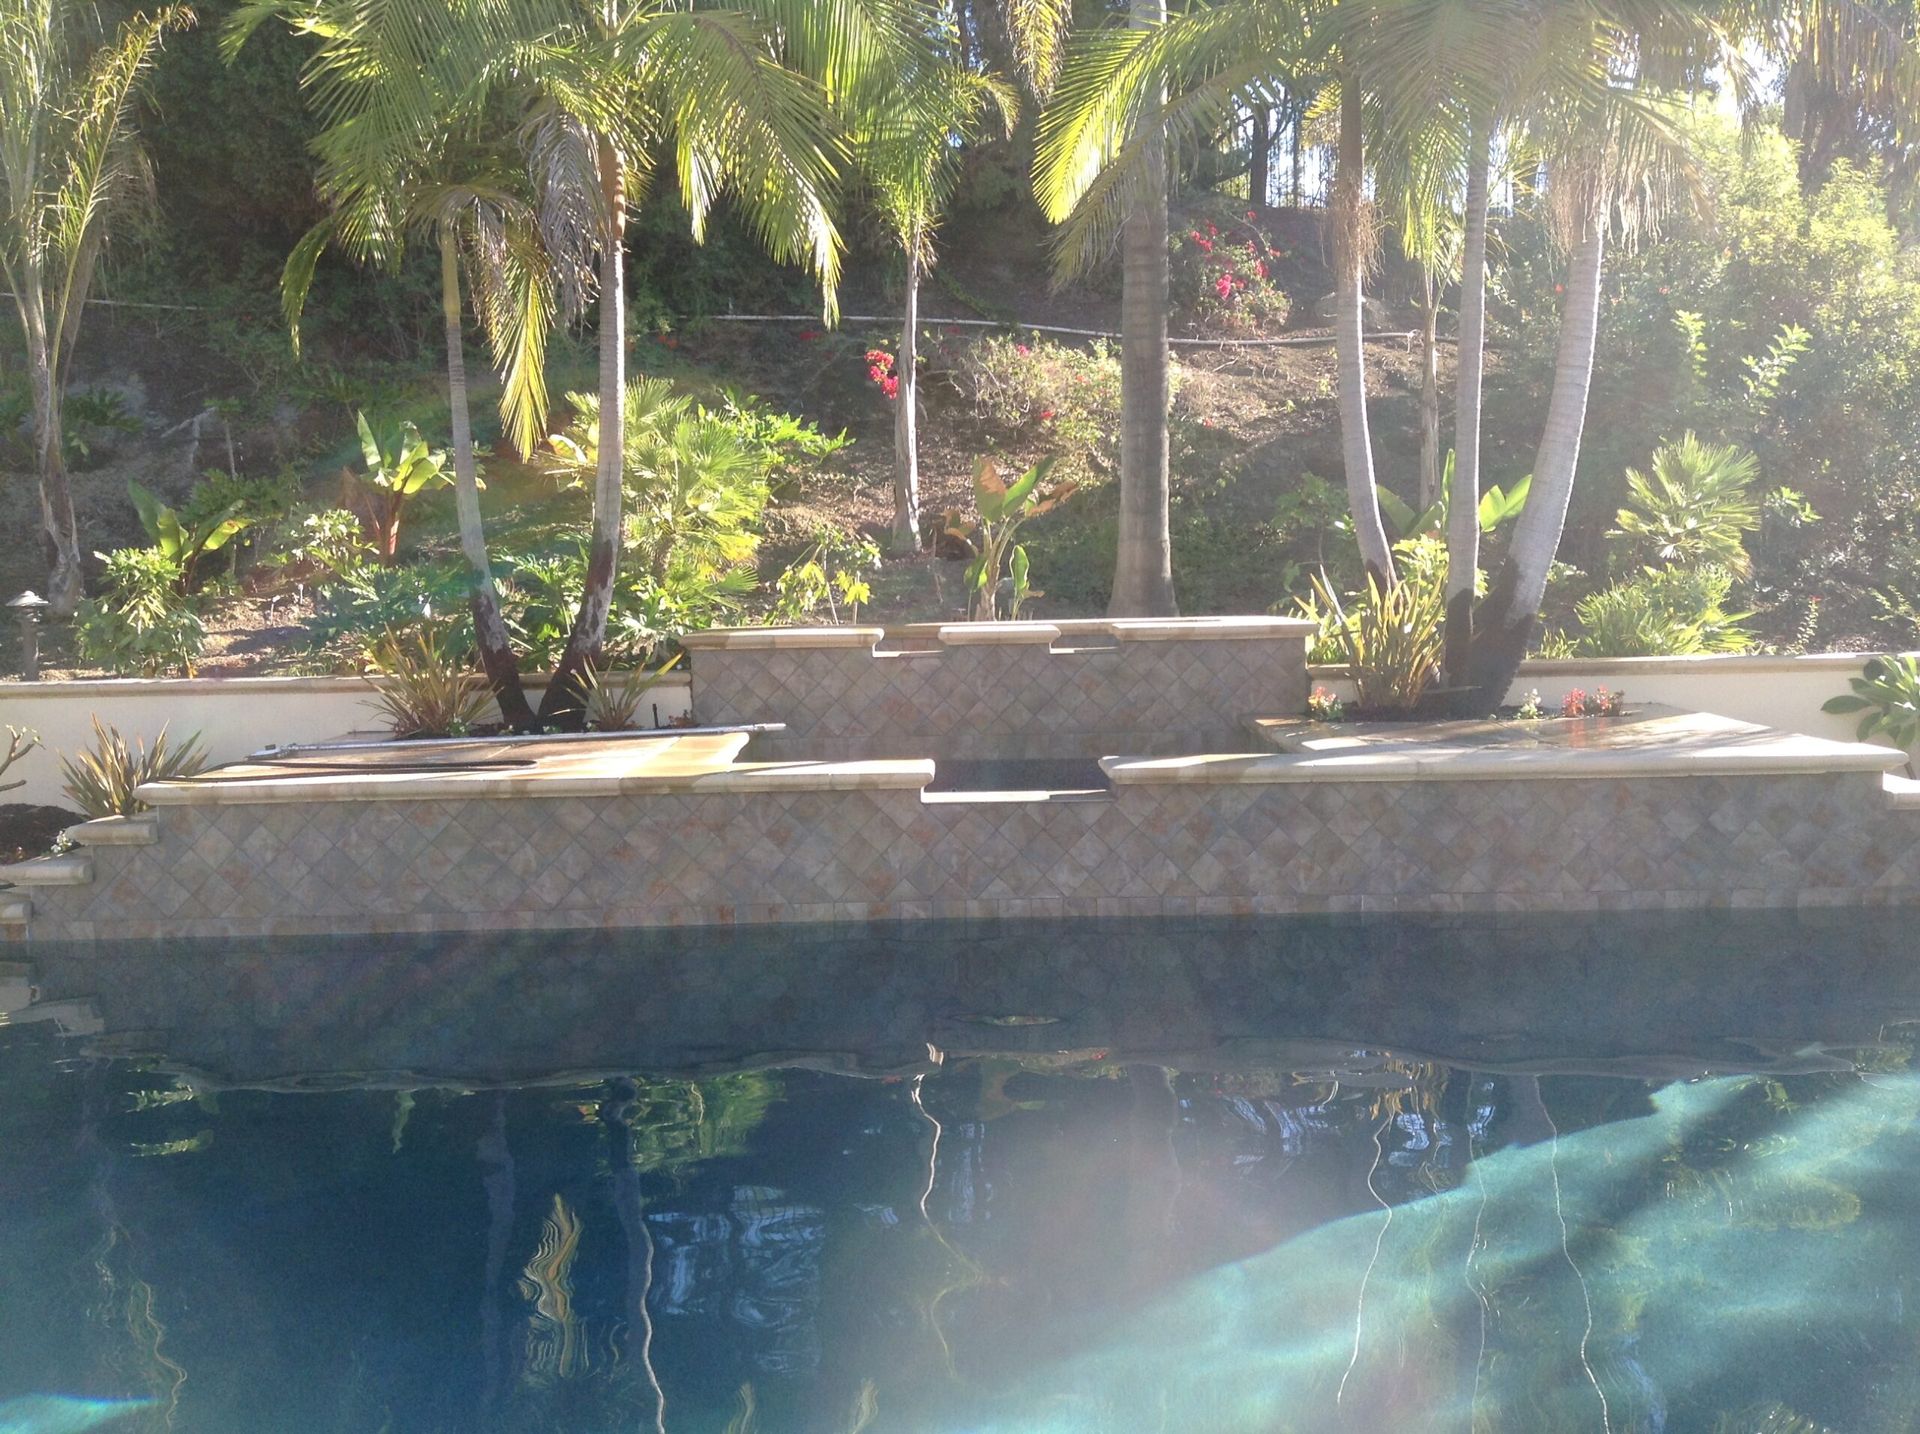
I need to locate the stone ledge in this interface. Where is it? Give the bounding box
[133,756,936,805]
[0,853,93,886]
[0,895,29,924]
[681,626,883,651]
[935,622,1061,646]
[1102,737,1905,786]
[1886,773,1920,809]
[61,815,159,847]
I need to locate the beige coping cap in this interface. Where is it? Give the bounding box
[1100,733,1906,786]
[935,622,1061,646]
[1106,616,1317,641]
[679,626,883,651]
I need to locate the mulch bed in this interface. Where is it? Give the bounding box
[0,804,85,864]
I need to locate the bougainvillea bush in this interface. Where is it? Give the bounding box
[934,332,1125,481]
[1171,213,1291,335]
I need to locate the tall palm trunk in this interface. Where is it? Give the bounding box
[20,281,82,616]
[1331,79,1394,588]
[441,236,533,729]
[1464,195,1607,704]
[1444,114,1492,685]
[892,245,922,551]
[542,138,627,725]
[1108,0,1177,617]
[1417,271,1440,511]
[1249,103,1271,208]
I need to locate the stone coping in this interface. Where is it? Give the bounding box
[683,616,1316,653]
[1307,650,1920,681]
[1103,730,1904,786]
[132,731,934,805]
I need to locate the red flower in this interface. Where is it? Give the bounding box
[1015,343,1030,356]
[797,329,821,341]
[1215,272,1235,299]
[1040,408,1056,421]
[1246,209,1258,221]
[865,349,893,370]
[1253,259,1269,279]
[1194,236,1214,253]
[880,374,900,400]
[1207,223,1218,238]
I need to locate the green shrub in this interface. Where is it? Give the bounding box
[72,547,207,676]
[1823,655,1920,766]
[1563,565,1754,657]
[127,478,251,593]
[937,333,1124,482]
[273,507,376,586]
[59,719,206,818]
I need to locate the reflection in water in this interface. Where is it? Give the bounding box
[2,913,1920,1431]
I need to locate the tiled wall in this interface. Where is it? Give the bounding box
[691,638,1307,759]
[14,769,1918,943]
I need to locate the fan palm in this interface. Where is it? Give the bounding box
[0,2,193,617]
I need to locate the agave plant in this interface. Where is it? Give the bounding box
[59,719,205,818]
[1311,566,1446,715]
[1824,655,1920,776]
[582,652,682,732]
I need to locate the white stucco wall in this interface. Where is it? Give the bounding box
[0,672,694,807]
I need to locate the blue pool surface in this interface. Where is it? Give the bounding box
[4,912,1920,1432]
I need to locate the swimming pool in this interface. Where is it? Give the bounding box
[4,912,1919,1432]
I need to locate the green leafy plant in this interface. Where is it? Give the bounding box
[939,333,1125,482]
[1310,565,1447,714]
[944,456,1076,621]
[61,386,140,465]
[1170,214,1291,335]
[1824,655,1920,773]
[273,508,376,585]
[1377,458,1530,542]
[0,727,38,795]
[72,547,206,676]
[582,652,683,732]
[1610,433,1762,575]
[59,719,206,818]
[353,412,453,562]
[1514,689,1546,721]
[127,478,251,592]
[1562,565,1754,657]
[364,623,494,739]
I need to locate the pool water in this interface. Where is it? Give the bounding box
[5,913,1920,1433]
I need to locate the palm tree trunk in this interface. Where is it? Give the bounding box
[892,245,922,552]
[542,139,628,726]
[19,278,82,616]
[1108,0,1178,617]
[1444,114,1492,685]
[441,236,533,730]
[1417,272,1440,511]
[1331,79,1394,588]
[1464,195,1607,704]
[1249,104,1271,208]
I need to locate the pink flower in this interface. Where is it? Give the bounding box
[1215,273,1235,300]
[1246,209,1258,221]
[1194,236,1214,253]
[880,374,900,400]
[1015,344,1030,356]
[1253,259,1269,279]
[1040,408,1055,421]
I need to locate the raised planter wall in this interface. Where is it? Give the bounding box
[0,674,696,807]
[686,618,1315,760]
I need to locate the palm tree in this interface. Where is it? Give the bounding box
[1035,1,1317,611]
[515,0,869,723]
[0,3,192,617]
[854,21,1015,551]
[228,0,588,728]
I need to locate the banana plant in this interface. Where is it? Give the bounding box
[1377,456,1529,543]
[944,456,1075,621]
[354,412,456,562]
[127,479,250,593]
[1824,655,1920,777]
